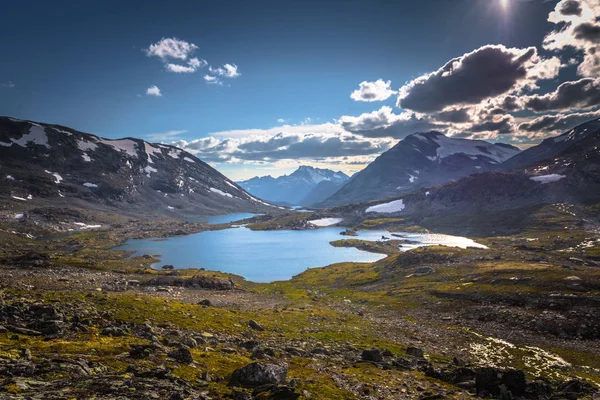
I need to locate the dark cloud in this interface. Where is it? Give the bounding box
[397,45,537,112]
[469,116,514,134]
[524,78,600,112]
[434,108,471,123]
[502,96,522,111]
[560,0,583,16]
[339,107,445,139]
[574,23,600,43]
[518,110,600,132]
[175,133,389,163]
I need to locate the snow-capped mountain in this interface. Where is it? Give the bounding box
[0,117,276,217]
[319,131,520,207]
[342,119,600,236]
[238,166,349,206]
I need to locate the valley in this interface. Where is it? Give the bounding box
[0,116,599,399]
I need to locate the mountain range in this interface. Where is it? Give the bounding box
[319,131,521,207]
[336,118,600,234]
[237,166,349,206]
[0,117,277,218]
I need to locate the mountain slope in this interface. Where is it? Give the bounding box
[299,180,348,207]
[338,119,600,235]
[319,132,520,207]
[238,166,349,205]
[500,118,600,170]
[0,117,276,217]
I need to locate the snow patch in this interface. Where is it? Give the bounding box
[309,217,343,227]
[6,175,15,180]
[44,170,63,184]
[144,142,162,164]
[14,213,24,219]
[183,157,195,163]
[77,139,98,152]
[167,148,182,159]
[408,174,417,183]
[83,182,98,188]
[73,222,102,230]
[366,199,405,213]
[82,153,92,162]
[210,187,233,198]
[530,174,566,184]
[7,124,50,148]
[144,165,158,177]
[11,196,27,201]
[99,139,138,157]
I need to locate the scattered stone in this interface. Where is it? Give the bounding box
[229,362,288,388]
[361,349,383,362]
[248,319,264,331]
[168,347,194,364]
[406,347,425,358]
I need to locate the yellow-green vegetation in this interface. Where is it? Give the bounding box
[330,239,402,255]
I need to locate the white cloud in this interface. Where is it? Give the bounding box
[166,63,196,73]
[146,38,198,60]
[146,85,162,97]
[209,63,240,78]
[1,81,15,88]
[166,57,208,73]
[204,75,222,85]
[145,130,187,142]
[277,118,286,123]
[350,79,396,102]
[543,0,600,77]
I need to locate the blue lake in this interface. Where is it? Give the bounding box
[114,219,486,282]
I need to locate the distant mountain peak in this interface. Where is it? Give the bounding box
[238,165,349,206]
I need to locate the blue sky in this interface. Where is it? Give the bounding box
[1,0,599,179]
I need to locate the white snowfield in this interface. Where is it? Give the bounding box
[73,222,102,230]
[309,217,343,227]
[77,139,98,152]
[44,170,63,184]
[143,165,157,177]
[417,133,519,163]
[530,174,566,184]
[366,199,405,213]
[0,124,50,148]
[210,187,233,198]
[99,139,138,157]
[145,142,162,163]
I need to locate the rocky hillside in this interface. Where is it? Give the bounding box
[319,132,520,207]
[0,117,277,219]
[500,118,600,171]
[238,166,349,206]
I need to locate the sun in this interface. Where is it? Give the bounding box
[500,0,510,10]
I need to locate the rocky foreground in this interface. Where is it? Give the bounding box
[0,203,599,399]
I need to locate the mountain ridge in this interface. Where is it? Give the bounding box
[0,116,277,218]
[238,165,349,206]
[318,131,521,207]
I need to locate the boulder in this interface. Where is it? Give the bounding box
[248,319,264,331]
[361,349,383,362]
[167,347,194,364]
[229,362,288,388]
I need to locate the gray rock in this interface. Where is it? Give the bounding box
[229,362,288,387]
